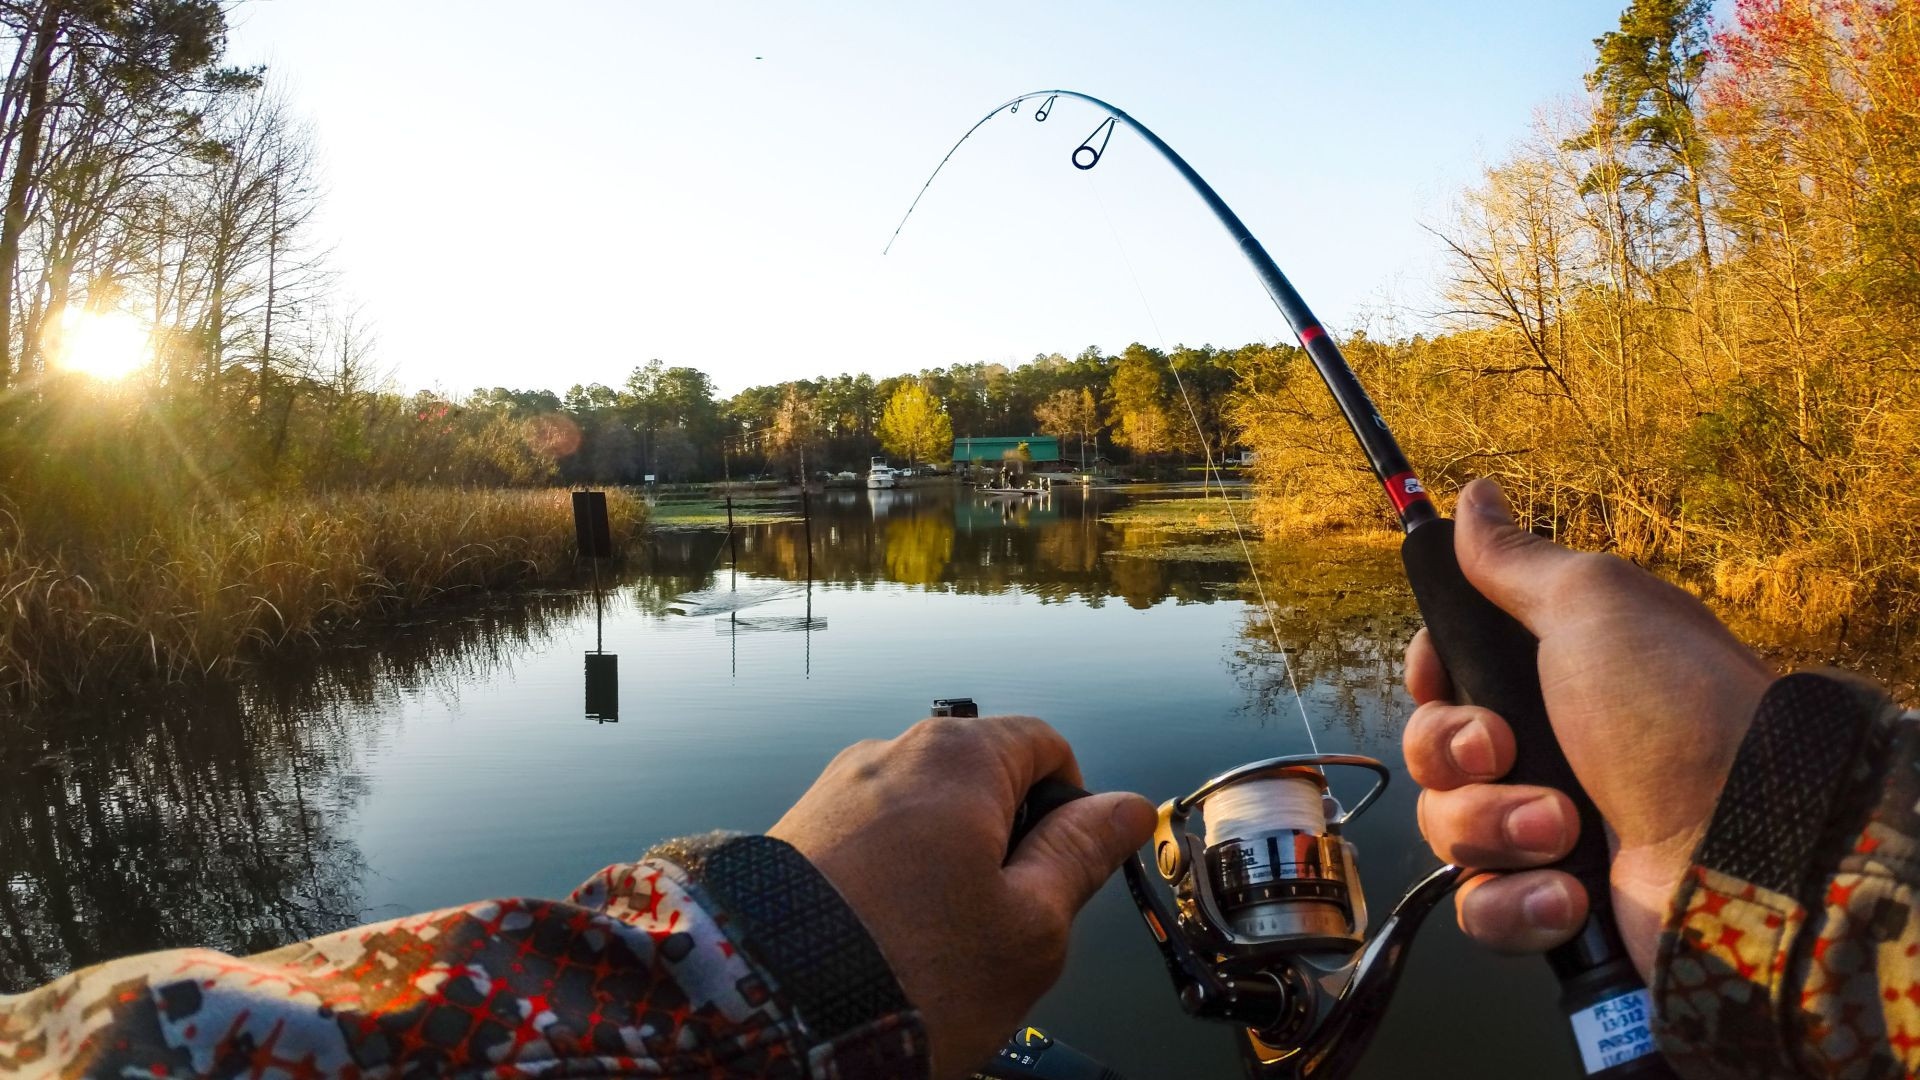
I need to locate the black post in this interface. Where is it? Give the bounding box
[805,491,814,680]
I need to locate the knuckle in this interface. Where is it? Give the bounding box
[909,715,969,743]
[1421,790,1491,865]
[1563,552,1635,598]
[827,738,882,771]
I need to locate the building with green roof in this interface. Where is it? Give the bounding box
[951,436,1062,464]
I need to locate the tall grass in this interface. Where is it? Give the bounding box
[0,487,645,706]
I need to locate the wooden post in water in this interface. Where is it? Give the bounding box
[726,494,737,592]
[803,488,813,679]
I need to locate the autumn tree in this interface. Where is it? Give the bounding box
[1107,344,1171,461]
[1035,386,1100,468]
[1577,0,1716,284]
[878,382,952,467]
[767,385,821,482]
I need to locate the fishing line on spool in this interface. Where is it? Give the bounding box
[1077,165,1320,755]
[1201,774,1324,847]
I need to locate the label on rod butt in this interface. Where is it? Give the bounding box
[1570,988,1655,1073]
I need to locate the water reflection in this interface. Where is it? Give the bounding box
[641,487,1251,611]
[0,595,595,991]
[585,587,619,723]
[1230,540,1422,749]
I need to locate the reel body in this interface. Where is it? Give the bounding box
[1124,753,1462,1079]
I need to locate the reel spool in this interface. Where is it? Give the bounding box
[1152,755,1387,966]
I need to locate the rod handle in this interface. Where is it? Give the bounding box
[1401,518,1674,1078]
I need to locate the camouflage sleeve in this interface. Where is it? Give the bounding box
[1654,671,1920,1079]
[0,833,929,1079]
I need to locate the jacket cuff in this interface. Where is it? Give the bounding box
[645,832,929,1077]
[1651,671,1897,1074]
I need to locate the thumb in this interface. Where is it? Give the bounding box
[1454,478,1582,636]
[1004,791,1155,920]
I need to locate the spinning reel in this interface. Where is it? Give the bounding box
[1119,754,1463,1079]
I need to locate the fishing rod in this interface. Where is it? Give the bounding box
[889,91,1673,1079]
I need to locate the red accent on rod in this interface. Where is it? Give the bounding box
[1383,471,1430,514]
[1299,325,1327,345]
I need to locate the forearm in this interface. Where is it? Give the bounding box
[0,833,928,1079]
[1653,671,1919,1078]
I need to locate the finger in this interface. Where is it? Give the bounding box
[1453,478,1583,635]
[1403,628,1452,704]
[1403,702,1514,790]
[1416,784,1578,867]
[968,714,1085,805]
[1455,869,1588,953]
[1004,791,1156,923]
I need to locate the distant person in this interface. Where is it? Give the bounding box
[2,479,1913,1079]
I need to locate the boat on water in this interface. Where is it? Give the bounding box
[865,456,897,489]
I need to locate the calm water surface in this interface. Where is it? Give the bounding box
[2,485,1578,1078]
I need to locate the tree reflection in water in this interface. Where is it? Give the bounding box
[0,594,596,992]
[644,488,1251,611]
[1227,538,1422,751]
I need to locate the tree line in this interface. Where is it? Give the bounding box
[503,343,1251,484]
[1236,0,1920,634]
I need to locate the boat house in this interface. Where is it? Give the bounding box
[951,436,1062,465]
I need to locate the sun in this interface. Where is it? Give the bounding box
[49,308,153,380]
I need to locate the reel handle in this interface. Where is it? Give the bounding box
[1401,518,1673,1078]
[1010,777,1092,854]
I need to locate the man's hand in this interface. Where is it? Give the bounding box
[1404,479,1774,978]
[769,715,1155,1078]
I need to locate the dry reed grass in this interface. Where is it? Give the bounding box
[0,487,645,706]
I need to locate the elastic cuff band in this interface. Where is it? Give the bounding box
[1692,671,1886,904]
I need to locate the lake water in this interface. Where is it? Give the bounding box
[0,484,1579,1078]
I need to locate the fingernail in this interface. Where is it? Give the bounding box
[1447,721,1497,780]
[1462,479,1514,526]
[1504,795,1568,859]
[1523,878,1574,930]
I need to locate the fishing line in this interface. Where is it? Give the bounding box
[1078,166,1319,755]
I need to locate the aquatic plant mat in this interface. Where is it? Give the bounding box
[1099,494,1260,536]
[647,497,804,529]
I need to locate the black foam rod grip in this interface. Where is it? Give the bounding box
[1400,518,1609,886]
[1402,517,1676,1078]
[1009,777,1091,857]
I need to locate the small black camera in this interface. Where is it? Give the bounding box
[930,697,979,718]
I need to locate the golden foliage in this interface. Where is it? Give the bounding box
[1234,0,1920,633]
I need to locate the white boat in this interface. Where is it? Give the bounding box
[865,456,897,489]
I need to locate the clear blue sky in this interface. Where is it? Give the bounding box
[226,1,1638,397]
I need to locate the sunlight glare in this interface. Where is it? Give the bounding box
[50,308,153,380]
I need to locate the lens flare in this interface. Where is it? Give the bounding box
[49,308,153,380]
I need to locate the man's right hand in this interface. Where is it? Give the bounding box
[1403,478,1775,978]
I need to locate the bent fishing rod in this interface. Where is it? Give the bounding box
[889,91,1674,1080]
